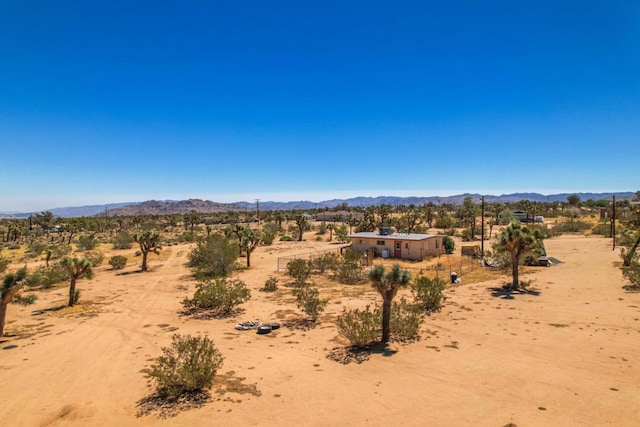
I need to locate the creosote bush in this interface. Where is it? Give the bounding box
[336,305,380,347]
[188,234,239,279]
[108,255,127,270]
[148,334,223,401]
[337,299,424,346]
[292,284,328,322]
[260,276,278,292]
[286,258,312,286]
[182,277,250,316]
[412,276,447,314]
[389,298,423,343]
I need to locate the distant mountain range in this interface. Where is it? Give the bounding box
[0,192,634,218]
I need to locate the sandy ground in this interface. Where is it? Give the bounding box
[0,233,638,426]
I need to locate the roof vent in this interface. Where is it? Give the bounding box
[379,227,394,236]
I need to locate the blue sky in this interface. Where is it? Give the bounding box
[1,1,639,211]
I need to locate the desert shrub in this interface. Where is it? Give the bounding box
[336,305,380,347]
[84,250,104,267]
[134,250,142,257]
[286,258,312,285]
[389,298,423,343]
[0,257,9,274]
[460,228,474,242]
[261,229,276,245]
[553,220,591,233]
[148,334,223,401]
[622,262,640,291]
[260,276,278,292]
[77,236,98,251]
[279,235,294,241]
[292,284,328,322]
[47,244,72,260]
[37,262,70,288]
[182,277,250,316]
[178,232,196,243]
[74,289,81,304]
[112,231,133,249]
[109,255,127,270]
[188,234,239,279]
[26,241,47,258]
[442,236,455,254]
[434,214,453,229]
[412,276,447,314]
[332,250,364,285]
[334,224,350,243]
[591,223,611,236]
[316,221,327,235]
[312,252,340,274]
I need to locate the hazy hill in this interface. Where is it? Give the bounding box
[1,192,633,218]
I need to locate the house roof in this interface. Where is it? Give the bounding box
[348,232,443,241]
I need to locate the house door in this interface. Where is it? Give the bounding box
[394,241,402,258]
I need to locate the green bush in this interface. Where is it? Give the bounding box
[36,262,70,288]
[47,244,72,260]
[292,284,328,322]
[286,258,312,285]
[332,250,364,285]
[336,305,380,347]
[442,236,455,254]
[148,334,223,401]
[108,255,127,270]
[0,257,9,274]
[312,252,340,274]
[77,236,98,251]
[187,234,239,278]
[182,277,251,316]
[84,250,104,267]
[412,276,447,314]
[260,276,278,292]
[113,231,134,250]
[389,298,424,342]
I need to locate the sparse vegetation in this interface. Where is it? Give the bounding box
[260,276,278,292]
[292,283,328,322]
[182,277,250,317]
[148,334,223,401]
[336,305,380,347]
[412,276,447,314]
[286,258,312,286]
[109,255,127,270]
[188,234,238,278]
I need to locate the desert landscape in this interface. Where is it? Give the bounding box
[1,224,638,427]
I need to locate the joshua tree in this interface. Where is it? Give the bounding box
[0,267,37,338]
[493,221,544,290]
[133,231,162,272]
[61,257,94,306]
[294,214,308,241]
[240,228,261,268]
[368,264,411,343]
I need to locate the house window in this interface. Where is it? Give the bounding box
[359,240,364,244]
[435,239,439,249]
[405,243,409,249]
[377,240,385,246]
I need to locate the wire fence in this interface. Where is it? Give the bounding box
[276,246,348,271]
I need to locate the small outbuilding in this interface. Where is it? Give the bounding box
[348,228,444,261]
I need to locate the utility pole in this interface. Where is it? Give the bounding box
[612,195,616,250]
[255,199,260,226]
[481,195,485,258]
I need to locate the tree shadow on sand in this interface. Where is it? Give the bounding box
[326,342,398,364]
[488,284,541,299]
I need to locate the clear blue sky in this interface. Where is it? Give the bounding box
[1,1,639,212]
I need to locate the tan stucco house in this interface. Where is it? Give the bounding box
[348,228,445,261]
